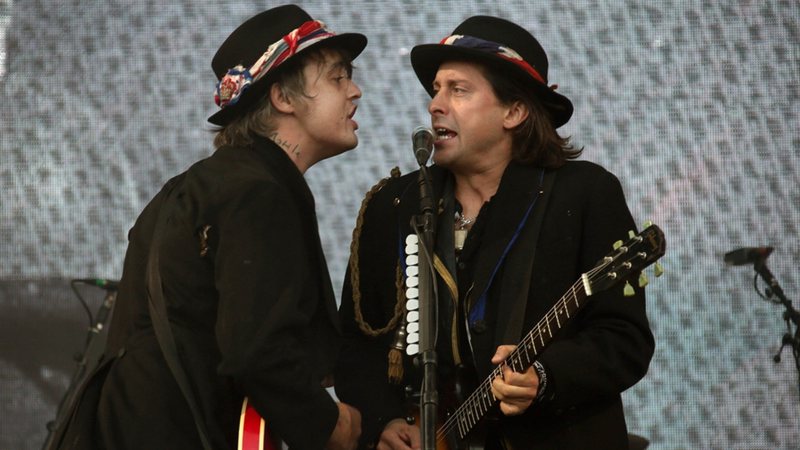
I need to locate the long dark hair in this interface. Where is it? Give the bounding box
[481,66,582,168]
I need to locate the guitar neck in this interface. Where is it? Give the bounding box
[438,275,589,443]
[512,275,589,369]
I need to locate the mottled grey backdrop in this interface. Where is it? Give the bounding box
[1,1,798,449]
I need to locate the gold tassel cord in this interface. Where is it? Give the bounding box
[387,348,404,384]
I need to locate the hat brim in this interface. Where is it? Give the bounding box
[410,44,573,128]
[208,33,367,126]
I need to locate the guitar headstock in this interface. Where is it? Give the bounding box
[587,223,666,295]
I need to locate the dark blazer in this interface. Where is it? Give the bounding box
[94,136,341,449]
[336,160,655,449]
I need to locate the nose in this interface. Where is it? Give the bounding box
[428,90,445,116]
[349,79,362,100]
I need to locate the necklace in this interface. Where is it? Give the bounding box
[454,212,474,251]
[455,212,474,229]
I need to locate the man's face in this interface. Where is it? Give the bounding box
[428,61,514,174]
[294,49,362,159]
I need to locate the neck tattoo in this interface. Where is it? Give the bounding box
[269,132,301,158]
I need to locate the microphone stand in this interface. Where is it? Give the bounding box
[41,283,117,450]
[753,260,800,398]
[413,163,438,450]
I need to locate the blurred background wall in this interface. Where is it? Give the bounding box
[1,1,798,448]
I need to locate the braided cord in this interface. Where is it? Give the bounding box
[350,168,405,337]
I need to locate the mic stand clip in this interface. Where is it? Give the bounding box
[753,260,800,399]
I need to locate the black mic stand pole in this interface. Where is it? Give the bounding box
[753,260,800,397]
[42,285,117,450]
[413,163,438,450]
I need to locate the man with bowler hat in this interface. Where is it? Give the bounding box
[52,5,365,450]
[336,15,655,449]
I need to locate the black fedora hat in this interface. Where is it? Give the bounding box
[410,16,573,128]
[208,5,367,126]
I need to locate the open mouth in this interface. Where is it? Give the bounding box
[435,127,457,141]
[347,107,358,130]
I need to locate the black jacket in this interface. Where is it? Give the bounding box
[95,136,341,449]
[336,161,655,449]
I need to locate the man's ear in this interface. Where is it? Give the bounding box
[270,83,294,114]
[503,100,529,130]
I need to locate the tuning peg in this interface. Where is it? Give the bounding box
[643,220,653,228]
[628,230,636,239]
[613,240,623,250]
[638,271,649,288]
[654,262,664,277]
[623,281,635,297]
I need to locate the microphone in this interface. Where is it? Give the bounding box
[412,126,434,166]
[75,278,120,290]
[724,247,774,266]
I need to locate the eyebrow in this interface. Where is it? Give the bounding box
[433,77,471,88]
[327,58,354,76]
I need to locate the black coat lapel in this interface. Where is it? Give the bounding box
[493,168,556,345]
[467,164,545,319]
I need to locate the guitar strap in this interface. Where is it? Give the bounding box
[496,169,556,345]
[146,189,214,450]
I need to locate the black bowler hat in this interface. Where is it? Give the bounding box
[410,16,573,128]
[208,5,367,126]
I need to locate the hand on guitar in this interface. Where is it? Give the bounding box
[326,402,362,450]
[377,418,420,450]
[490,345,540,416]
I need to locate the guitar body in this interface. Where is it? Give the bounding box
[238,397,279,450]
[417,364,496,450]
[440,364,491,450]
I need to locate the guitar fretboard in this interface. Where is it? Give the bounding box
[437,274,590,443]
